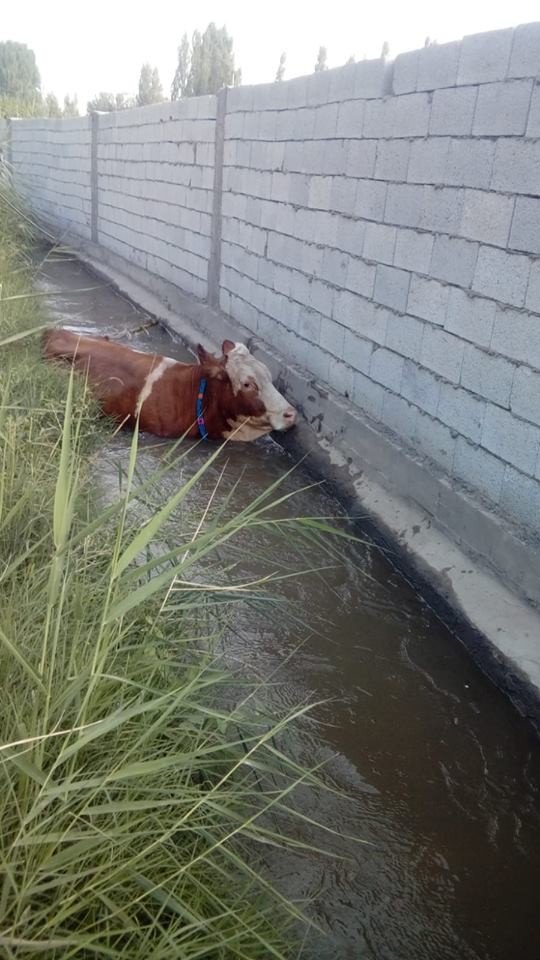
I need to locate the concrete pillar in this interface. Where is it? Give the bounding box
[207,86,228,308]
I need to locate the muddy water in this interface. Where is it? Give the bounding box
[38,254,540,960]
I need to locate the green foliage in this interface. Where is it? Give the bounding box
[0,40,40,101]
[87,91,135,113]
[171,23,240,99]
[137,63,164,106]
[314,46,328,72]
[0,93,43,118]
[63,94,79,117]
[275,52,286,82]
[45,92,62,118]
[0,189,350,957]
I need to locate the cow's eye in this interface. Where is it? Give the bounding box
[243,381,252,389]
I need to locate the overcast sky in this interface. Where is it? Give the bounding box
[3,0,540,108]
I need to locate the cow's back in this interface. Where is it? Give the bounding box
[43,329,198,435]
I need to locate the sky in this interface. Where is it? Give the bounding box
[3,0,540,109]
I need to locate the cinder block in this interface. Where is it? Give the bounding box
[381,392,418,443]
[307,175,333,209]
[526,259,540,314]
[473,79,533,136]
[335,216,366,257]
[320,140,348,176]
[482,404,540,474]
[296,297,321,344]
[333,289,366,329]
[472,246,531,308]
[363,98,389,139]
[385,312,424,360]
[369,346,405,391]
[373,264,410,312]
[526,84,540,137]
[320,248,350,287]
[492,305,540,368]
[430,235,478,288]
[318,315,340,354]
[430,86,478,136]
[420,186,464,234]
[408,275,449,325]
[352,302,389,345]
[313,102,339,139]
[491,139,540,196]
[453,437,505,504]
[511,366,540,426]
[393,228,433,273]
[390,92,431,138]
[352,371,385,419]
[331,176,358,214]
[458,189,514,247]
[457,28,513,85]
[461,343,515,407]
[509,196,540,255]
[354,178,386,221]
[327,357,355,400]
[309,278,334,318]
[416,41,461,91]
[374,139,411,181]
[384,182,425,228]
[437,382,486,442]
[414,410,456,472]
[500,465,540,535]
[289,173,310,206]
[507,22,540,78]
[445,138,495,190]
[445,288,496,348]
[328,63,359,103]
[336,100,365,138]
[345,257,376,298]
[363,223,397,265]
[421,325,465,383]
[392,51,419,95]
[342,330,373,373]
[352,58,388,99]
[344,138,377,178]
[408,137,449,185]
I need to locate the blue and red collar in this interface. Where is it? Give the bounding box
[196,377,208,440]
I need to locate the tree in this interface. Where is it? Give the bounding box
[346,55,355,65]
[137,63,164,106]
[87,91,135,113]
[275,52,286,82]
[45,93,61,118]
[171,33,190,100]
[380,40,390,59]
[314,46,328,72]
[171,23,240,98]
[0,41,40,101]
[63,94,79,117]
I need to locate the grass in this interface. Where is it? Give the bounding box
[0,189,352,957]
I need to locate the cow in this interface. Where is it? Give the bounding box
[43,328,296,442]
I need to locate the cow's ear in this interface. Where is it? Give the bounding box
[197,343,210,363]
[222,339,235,356]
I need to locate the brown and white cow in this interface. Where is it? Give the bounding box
[43,328,296,441]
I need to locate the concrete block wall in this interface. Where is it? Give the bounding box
[97,97,216,300]
[10,117,92,237]
[5,21,540,561]
[219,23,540,544]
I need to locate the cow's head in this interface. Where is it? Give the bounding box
[222,339,296,434]
[197,340,296,439]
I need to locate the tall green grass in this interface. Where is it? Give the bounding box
[0,190,348,957]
